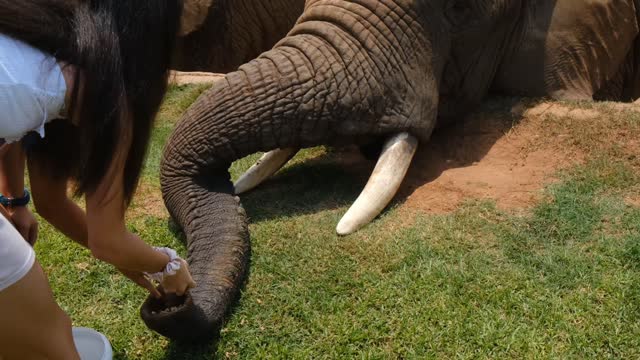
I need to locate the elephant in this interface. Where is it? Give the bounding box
[141,0,640,342]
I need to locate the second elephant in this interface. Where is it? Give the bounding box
[174,0,305,72]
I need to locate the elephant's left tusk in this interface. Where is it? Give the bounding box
[234,148,299,194]
[336,133,418,235]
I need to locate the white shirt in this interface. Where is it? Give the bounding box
[0,33,67,144]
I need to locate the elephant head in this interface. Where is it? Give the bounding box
[143,0,640,342]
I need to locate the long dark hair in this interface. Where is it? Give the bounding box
[0,0,182,204]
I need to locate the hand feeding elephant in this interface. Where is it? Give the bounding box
[141,0,640,342]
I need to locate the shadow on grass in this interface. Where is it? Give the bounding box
[240,157,371,222]
[160,340,221,360]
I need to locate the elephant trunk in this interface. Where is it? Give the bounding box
[141,51,343,342]
[140,172,248,342]
[143,0,441,342]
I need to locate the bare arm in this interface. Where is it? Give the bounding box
[28,159,165,297]
[0,143,26,198]
[0,143,38,244]
[25,130,157,268]
[85,158,169,273]
[86,153,195,295]
[28,159,87,247]
[28,146,194,297]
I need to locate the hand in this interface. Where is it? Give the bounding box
[118,267,162,298]
[161,259,196,296]
[8,206,38,246]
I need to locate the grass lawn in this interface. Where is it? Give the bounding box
[35,85,640,359]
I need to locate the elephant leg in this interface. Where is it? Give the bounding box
[174,0,305,72]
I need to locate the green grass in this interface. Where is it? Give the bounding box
[34,87,640,358]
[142,84,211,182]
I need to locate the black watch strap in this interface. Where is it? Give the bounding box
[0,189,30,207]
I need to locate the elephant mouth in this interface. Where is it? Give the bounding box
[234,132,420,235]
[142,290,188,315]
[140,290,216,342]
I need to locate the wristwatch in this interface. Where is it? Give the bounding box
[0,189,31,207]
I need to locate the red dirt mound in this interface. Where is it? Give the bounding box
[396,101,584,214]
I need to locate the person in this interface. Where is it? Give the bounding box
[0,0,196,358]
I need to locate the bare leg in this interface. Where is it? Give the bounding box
[0,262,80,360]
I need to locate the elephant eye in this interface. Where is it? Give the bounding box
[445,0,472,25]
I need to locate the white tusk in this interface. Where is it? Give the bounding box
[234,148,298,194]
[336,133,418,235]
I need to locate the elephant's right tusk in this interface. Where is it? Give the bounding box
[234,148,299,194]
[336,133,418,235]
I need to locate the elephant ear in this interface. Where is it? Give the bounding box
[180,0,215,36]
